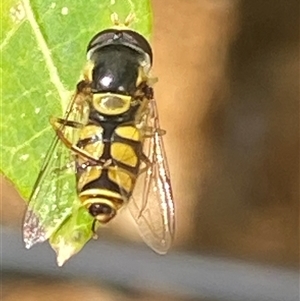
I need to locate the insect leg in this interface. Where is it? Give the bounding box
[138,152,152,175]
[53,160,76,174]
[134,153,154,217]
[50,117,100,164]
[52,117,84,129]
[91,220,98,239]
[143,126,166,138]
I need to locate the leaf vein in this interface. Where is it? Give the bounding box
[0,21,24,51]
[3,126,52,155]
[22,0,69,113]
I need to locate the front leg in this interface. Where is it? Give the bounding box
[50,117,99,164]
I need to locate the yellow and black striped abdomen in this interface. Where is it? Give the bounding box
[76,123,142,206]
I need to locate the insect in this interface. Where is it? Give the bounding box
[23,14,175,255]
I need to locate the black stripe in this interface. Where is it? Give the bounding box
[77,136,98,148]
[112,159,140,175]
[113,132,142,148]
[81,169,131,198]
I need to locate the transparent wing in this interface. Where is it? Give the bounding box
[127,99,175,254]
[23,90,90,249]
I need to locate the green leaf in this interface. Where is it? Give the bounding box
[49,206,96,267]
[1,0,152,265]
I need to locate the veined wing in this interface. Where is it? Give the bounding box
[128,99,175,254]
[23,89,90,249]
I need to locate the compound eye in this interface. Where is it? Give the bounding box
[87,29,153,64]
[122,30,152,61]
[89,203,113,217]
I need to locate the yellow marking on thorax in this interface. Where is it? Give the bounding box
[93,93,132,115]
[136,66,149,87]
[83,60,94,82]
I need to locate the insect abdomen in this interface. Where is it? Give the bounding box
[76,123,142,206]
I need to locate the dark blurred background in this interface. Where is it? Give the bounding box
[2,0,299,300]
[152,0,299,266]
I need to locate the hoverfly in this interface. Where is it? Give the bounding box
[23,14,175,256]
